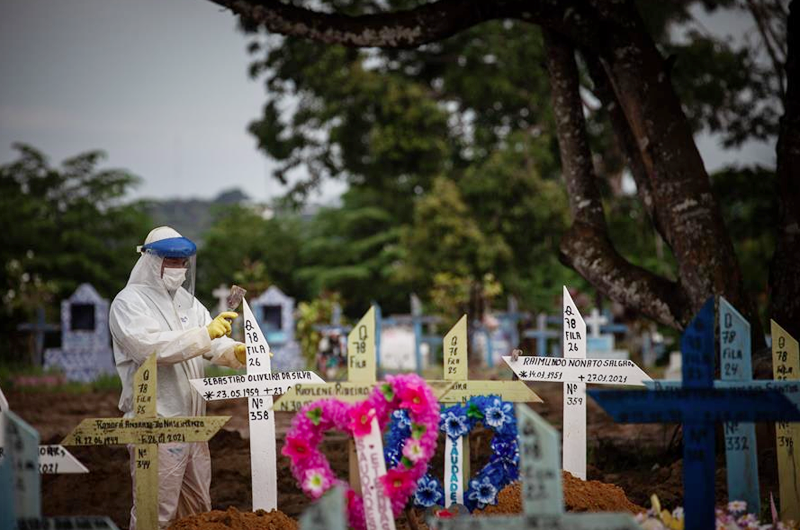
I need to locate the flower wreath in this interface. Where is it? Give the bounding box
[282,374,440,530]
[385,395,519,512]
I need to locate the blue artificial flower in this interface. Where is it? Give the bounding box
[484,398,514,430]
[384,409,413,467]
[467,476,498,510]
[414,474,444,508]
[392,409,412,431]
[441,409,469,439]
[491,437,519,465]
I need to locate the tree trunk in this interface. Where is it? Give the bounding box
[769,0,800,344]
[543,30,692,328]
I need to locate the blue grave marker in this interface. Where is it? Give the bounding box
[522,313,559,357]
[719,297,759,512]
[590,298,800,530]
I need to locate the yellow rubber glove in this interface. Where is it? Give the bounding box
[234,343,246,364]
[207,311,237,340]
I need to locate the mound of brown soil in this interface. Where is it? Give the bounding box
[478,471,644,516]
[169,506,298,530]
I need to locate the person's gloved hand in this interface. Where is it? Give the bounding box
[207,311,237,340]
[234,343,246,365]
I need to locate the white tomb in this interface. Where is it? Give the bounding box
[251,286,304,371]
[43,284,116,382]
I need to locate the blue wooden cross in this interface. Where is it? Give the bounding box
[16,306,60,365]
[411,293,443,373]
[600,309,629,335]
[522,313,559,357]
[590,298,800,530]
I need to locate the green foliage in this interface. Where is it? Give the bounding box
[711,165,777,321]
[295,293,343,367]
[196,205,306,309]
[0,144,151,360]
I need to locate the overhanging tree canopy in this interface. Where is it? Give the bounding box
[208,0,798,352]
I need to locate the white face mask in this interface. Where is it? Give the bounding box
[162,267,187,291]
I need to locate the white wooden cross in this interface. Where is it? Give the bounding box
[212,284,232,315]
[585,308,609,339]
[190,299,325,511]
[503,287,651,481]
[62,354,230,530]
[432,404,640,530]
[0,386,88,474]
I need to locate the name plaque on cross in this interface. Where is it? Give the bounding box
[591,298,800,530]
[773,320,800,522]
[62,354,230,530]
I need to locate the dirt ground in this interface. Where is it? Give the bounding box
[6,375,777,528]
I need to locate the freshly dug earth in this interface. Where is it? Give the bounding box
[478,472,644,516]
[169,507,297,530]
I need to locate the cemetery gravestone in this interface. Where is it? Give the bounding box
[0,386,88,474]
[503,290,650,482]
[190,299,325,510]
[563,287,587,480]
[590,298,800,530]
[17,307,59,366]
[0,410,117,530]
[62,354,230,530]
[434,315,541,505]
[411,293,443,373]
[523,313,559,357]
[43,283,115,382]
[719,297,759,513]
[586,308,629,360]
[432,404,640,530]
[277,307,384,412]
[379,324,419,371]
[251,286,304,371]
[299,486,347,530]
[212,284,231,315]
[772,320,800,522]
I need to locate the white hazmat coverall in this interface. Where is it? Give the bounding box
[109,251,243,529]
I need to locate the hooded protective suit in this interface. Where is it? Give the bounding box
[109,226,243,529]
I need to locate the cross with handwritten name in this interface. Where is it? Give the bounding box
[62,354,230,530]
[590,298,800,530]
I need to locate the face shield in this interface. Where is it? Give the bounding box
[139,237,197,297]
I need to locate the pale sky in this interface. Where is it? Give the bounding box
[0,0,776,203]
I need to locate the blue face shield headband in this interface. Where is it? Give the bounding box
[140,237,197,258]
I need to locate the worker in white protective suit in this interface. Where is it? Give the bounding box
[109,226,247,529]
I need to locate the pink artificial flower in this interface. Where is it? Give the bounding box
[303,468,330,498]
[282,436,312,462]
[379,468,414,497]
[399,383,429,415]
[348,402,376,437]
[402,439,425,463]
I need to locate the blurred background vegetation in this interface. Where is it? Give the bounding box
[0,0,784,363]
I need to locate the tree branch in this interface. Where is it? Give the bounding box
[208,0,603,50]
[747,0,787,98]
[209,0,491,48]
[559,223,691,327]
[583,51,672,245]
[543,29,690,328]
[543,30,605,230]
